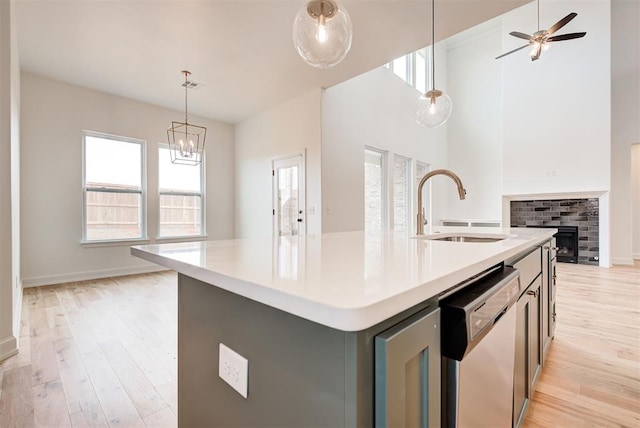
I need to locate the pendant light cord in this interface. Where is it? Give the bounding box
[537,0,540,32]
[184,71,188,125]
[430,0,435,92]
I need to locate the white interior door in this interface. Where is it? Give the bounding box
[273,154,305,237]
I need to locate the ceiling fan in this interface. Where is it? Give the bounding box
[496,0,586,61]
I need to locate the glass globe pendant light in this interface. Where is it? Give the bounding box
[292,0,353,68]
[416,0,452,128]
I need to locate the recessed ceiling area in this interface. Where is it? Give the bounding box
[15,0,529,123]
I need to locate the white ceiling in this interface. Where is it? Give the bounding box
[15,0,529,124]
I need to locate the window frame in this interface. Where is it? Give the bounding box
[81,130,147,244]
[415,160,431,232]
[157,144,206,239]
[393,154,411,232]
[364,146,388,232]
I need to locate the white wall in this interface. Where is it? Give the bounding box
[499,0,612,265]
[235,88,322,238]
[633,144,640,259]
[20,73,235,286]
[0,0,20,361]
[502,0,611,196]
[446,23,503,221]
[321,44,449,233]
[611,0,640,265]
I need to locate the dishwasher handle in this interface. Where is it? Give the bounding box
[494,306,509,323]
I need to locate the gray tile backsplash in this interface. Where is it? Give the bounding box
[510,198,599,265]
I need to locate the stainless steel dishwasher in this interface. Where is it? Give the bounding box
[440,266,520,428]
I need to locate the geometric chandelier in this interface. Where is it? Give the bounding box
[167,70,206,165]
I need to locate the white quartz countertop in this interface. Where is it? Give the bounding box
[131,227,556,331]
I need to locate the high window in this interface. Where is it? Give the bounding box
[158,146,204,238]
[83,132,146,242]
[385,48,429,93]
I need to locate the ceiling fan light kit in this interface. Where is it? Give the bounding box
[416,0,452,128]
[496,0,586,61]
[292,0,353,68]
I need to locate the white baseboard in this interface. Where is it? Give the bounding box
[0,335,18,362]
[22,265,170,288]
[634,253,640,260]
[14,279,23,336]
[611,257,635,266]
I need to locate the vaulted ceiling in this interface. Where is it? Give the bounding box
[15,0,529,123]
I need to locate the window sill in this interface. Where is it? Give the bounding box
[80,238,150,248]
[155,235,208,244]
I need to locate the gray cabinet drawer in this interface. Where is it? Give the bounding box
[507,247,542,289]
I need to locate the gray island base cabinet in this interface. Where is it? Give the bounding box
[131,228,558,427]
[178,272,439,427]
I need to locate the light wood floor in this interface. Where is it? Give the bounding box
[0,263,638,427]
[0,272,178,427]
[523,261,640,428]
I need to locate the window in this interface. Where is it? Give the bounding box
[416,161,431,228]
[393,156,410,232]
[83,132,145,242]
[364,148,386,232]
[158,146,204,238]
[415,49,427,94]
[385,48,430,93]
[392,55,408,82]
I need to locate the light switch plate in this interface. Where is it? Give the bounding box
[219,343,248,398]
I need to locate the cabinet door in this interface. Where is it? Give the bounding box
[375,308,440,428]
[541,243,551,362]
[543,238,558,363]
[529,277,543,387]
[514,275,544,428]
[513,292,531,428]
[549,256,557,338]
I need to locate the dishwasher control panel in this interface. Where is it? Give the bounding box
[440,266,520,361]
[469,277,520,340]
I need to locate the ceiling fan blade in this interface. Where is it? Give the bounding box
[546,32,587,42]
[509,31,532,41]
[495,44,529,60]
[547,12,578,35]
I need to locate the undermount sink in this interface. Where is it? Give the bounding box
[430,235,505,243]
[414,233,510,243]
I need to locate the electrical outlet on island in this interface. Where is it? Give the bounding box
[219,343,248,398]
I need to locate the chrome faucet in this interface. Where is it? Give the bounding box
[416,169,467,235]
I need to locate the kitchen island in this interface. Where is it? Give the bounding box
[132,227,556,427]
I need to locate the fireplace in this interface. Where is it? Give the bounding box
[511,198,599,265]
[551,226,579,263]
[526,225,579,263]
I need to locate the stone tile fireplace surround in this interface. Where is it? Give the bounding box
[510,198,599,265]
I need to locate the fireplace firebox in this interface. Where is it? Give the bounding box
[554,226,579,263]
[527,225,579,263]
